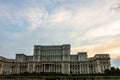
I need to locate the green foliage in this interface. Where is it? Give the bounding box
[104,67,120,76]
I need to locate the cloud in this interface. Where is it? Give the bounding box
[23,7,48,31]
[50,8,71,23]
[0,0,120,68]
[82,19,120,40]
[0,0,49,31]
[11,7,48,31]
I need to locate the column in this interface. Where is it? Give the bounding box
[33,63,36,72]
[27,63,30,73]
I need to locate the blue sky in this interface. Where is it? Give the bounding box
[0,0,120,67]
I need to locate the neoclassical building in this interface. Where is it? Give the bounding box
[0,44,111,75]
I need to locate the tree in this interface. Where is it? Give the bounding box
[104,67,120,76]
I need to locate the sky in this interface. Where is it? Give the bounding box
[0,0,120,68]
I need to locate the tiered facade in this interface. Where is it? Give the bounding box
[0,44,111,75]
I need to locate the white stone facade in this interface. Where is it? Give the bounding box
[0,44,111,75]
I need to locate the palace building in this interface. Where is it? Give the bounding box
[0,44,111,75]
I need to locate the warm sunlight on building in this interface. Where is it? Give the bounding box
[0,44,111,75]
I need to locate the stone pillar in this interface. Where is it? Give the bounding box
[62,62,70,74]
[62,45,70,74]
[0,62,4,75]
[27,62,30,73]
[17,63,20,74]
[33,46,41,62]
[43,64,45,72]
[33,63,36,72]
[87,63,90,74]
